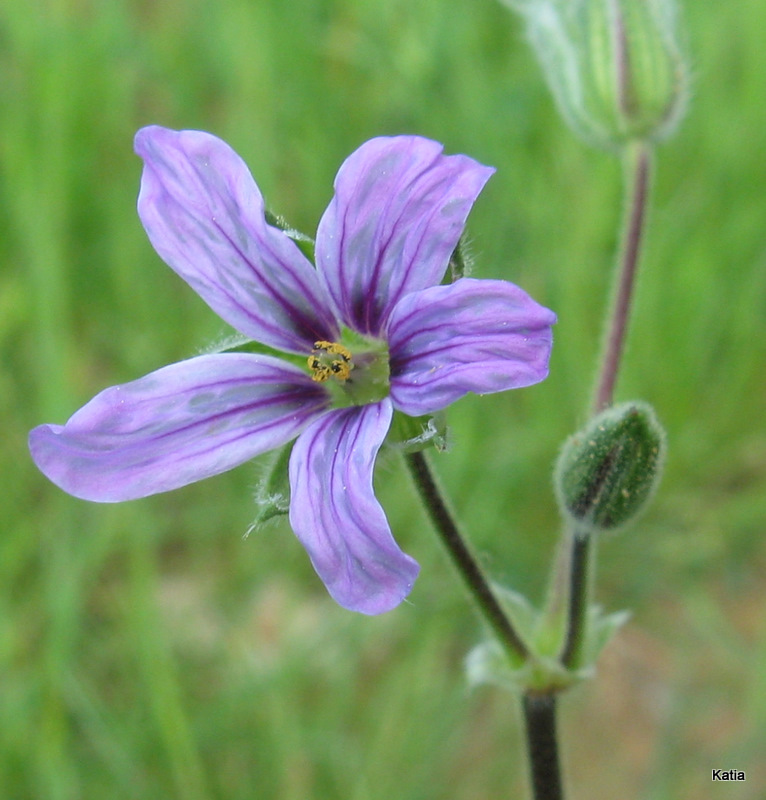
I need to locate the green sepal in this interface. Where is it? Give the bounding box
[443,235,474,283]
[248,442,293,532]
[208,333,286,358]
[385,410,449,453]
[265,209,316,264]
[202,332,307,371]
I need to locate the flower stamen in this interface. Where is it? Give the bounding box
[308,340,354,383]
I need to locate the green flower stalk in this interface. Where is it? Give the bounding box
[500,0,689,148]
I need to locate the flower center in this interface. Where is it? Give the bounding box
[307,340,354,383]
[306,336,390,406]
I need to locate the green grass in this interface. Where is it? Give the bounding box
[2,0,765,798]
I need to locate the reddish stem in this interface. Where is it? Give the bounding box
[593,144,652,413]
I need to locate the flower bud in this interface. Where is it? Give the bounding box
[555,401,665,532]
[500,0,689,149]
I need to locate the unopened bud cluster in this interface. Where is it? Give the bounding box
[555,402,665,532]
[501,0,689,149]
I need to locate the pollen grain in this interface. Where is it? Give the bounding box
[308,341,354,383]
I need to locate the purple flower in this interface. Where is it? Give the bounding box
[29,126,556,614]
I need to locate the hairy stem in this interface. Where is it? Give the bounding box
[522,693,564,800]
[405,450,529,664]
[593,143,653,413]
[561,142,653,663]
[558,529,594,669]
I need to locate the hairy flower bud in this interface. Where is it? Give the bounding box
[555,402,666,532]
[501,0,689,149]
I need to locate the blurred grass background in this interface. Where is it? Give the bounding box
[2,0,765,798]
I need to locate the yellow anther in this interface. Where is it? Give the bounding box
[308,341,354,383]
[313,341,352,361]
[329,360,352,380]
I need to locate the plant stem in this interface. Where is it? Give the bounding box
[404,450,530,665]
[559,142,653,665]
[558,528,594,669]
[592,142,653,414]
[522,693,564,800]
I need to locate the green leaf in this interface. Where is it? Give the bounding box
[492,583,539,647]
[464,585,630,695]
[465,640,577,694]
[582,605,631,664]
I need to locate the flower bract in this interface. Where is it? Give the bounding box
[29,126,556,614]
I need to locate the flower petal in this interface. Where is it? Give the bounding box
[288,398,419,614]
[135,126,338,353]
[29,354,330,502]
[315,136,494,337]
[387,278,556,416]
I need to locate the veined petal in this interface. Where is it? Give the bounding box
[135,126,338,353]
[387,278,556,416]
[288,398,419,614]
[29,354,330,502]
[315,136,493,337]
